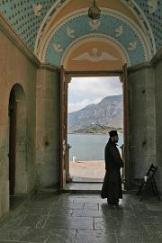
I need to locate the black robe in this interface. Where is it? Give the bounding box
[101,139,123,203]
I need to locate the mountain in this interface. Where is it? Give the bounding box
[68,95,123,133]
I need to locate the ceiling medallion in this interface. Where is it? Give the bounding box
[88,0,101,20]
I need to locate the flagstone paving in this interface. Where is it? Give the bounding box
[0,192,162,243]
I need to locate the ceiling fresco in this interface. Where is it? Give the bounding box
[62,37,129,71]
[0,0,161,67]
[0,0,56,49]
[135,0,162,49]
[44,11,149,66]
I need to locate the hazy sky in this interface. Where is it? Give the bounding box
[68,76,122,113]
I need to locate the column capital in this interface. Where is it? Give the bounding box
[65,75,72,84]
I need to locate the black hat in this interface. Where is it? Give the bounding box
[109,130,118,137]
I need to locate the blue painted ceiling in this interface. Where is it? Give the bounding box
[0,0,162,65]
[46,12,146,66]
[135,0,162,49]
[0,0,56,49]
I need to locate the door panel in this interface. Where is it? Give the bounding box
[122,63,129,189]
[60,65,68,188]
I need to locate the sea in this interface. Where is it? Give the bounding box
[68,133,123,162]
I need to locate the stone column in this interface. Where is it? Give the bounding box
[128,63,156,187]
[153,51,162,192]
[36,65,60,189]
[0,97,10,217]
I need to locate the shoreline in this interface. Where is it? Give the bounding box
[68,131,123,135]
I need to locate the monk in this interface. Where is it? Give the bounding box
[101,130,123,206]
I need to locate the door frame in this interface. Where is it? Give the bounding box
[60,68,130,189]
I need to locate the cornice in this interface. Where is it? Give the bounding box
[0,13,40,67]
[128,62,151,73]
[39,63,59,72]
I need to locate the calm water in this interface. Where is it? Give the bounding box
[68,133,123,161]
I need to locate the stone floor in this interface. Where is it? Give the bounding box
[0,192,162,243]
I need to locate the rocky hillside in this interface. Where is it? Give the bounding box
[68,95,123,133]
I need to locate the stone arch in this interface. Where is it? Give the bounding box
[8,83,27,197]
[35,0,155,56]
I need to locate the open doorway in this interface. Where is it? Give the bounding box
[9,89,17,196]
[8,84,27,208]
[67,76,123,183]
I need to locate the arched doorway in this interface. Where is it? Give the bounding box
[8,84,27,201]
[9,88,16,195]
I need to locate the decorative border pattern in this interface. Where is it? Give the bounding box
[35,0,68,52]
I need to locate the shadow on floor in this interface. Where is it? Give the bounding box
[9,195,27,210]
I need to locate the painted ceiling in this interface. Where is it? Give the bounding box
[45,11,151,66]
[0,0,161,67]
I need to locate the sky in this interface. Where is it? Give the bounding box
[68,76,122,113]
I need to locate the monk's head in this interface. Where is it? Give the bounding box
[109,130,119,143]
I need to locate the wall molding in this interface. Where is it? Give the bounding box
[39,63,59,71]
[128,62,151,73]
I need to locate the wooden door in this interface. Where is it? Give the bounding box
[122,63,130,189]
[60,65,68,188]
[9,91,17,195]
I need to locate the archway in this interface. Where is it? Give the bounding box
[9,88,16,195]
[8,84,27,200]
